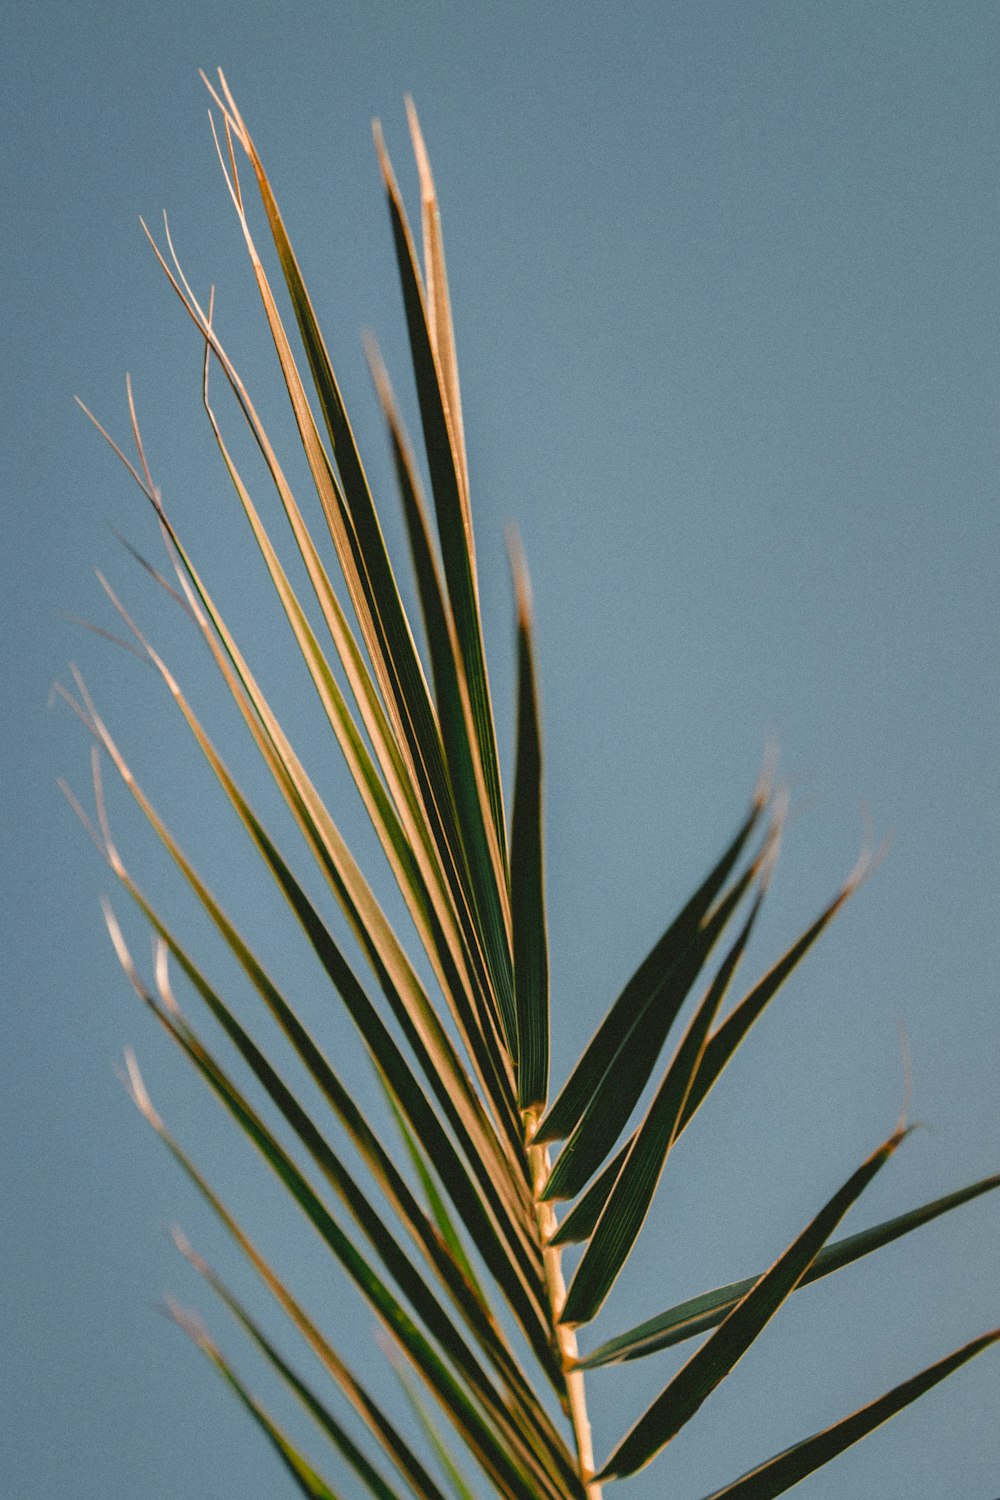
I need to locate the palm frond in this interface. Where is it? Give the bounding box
[66,71,997,1500]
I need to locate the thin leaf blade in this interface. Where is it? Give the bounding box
[698,1329,1000,1500]
[536,798,765,1147]
[579,1173,1000,1367]
[599,1126,908,1479]
[509,536,549,1111]
[559,901,755,1325]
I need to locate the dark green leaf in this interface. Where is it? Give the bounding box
[374,121,516,1057]
[552,892,766,1251]
[375,113,508,866]
[176,1235,403,1500]
[168,1302,344,1500]
[378,1073,486,1303]
[392,1353,480,1500]
[559,903,759,1325]
[698,1329,1000,1499]
[543,866,763,1203]
[80,668,552,1375]
[599,1127,907,1479]
[153,1007,554,1500]
[548,1150,628,1247]
[535,799,764,1148]
[579,1173,1000,1367]
[128,1075,454,1500]
[678,865,868,1138]
[365,339,518,1123]
[509,538,549,1110]
[198,81,516,1130]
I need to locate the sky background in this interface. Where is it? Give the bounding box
[2,3,998,1498]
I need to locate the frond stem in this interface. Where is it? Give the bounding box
[528,1131,603,1500]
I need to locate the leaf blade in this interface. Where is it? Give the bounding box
[168,1301,345,1500]
[578,1173,1000,1367]
[559,900,760,1325]
[698,1329,1000,1500]
[543,858,766,1204]
[509,537,549,1111]
[535,798,765,1147]
[599,1126,908,1479]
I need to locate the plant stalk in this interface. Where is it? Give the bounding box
[528,1134,603,1500]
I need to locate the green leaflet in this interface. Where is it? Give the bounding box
[535,799,764,1148]
[560,895,765,1323]
[371,1073,585,1500]
[509,538,550,1110]
[104,865,567,1484]
[599,1127,908,1479]
[374,123,516,1060]
[96,579,518,1366]
[379,1072,487,1304]
[404,98,472,538]
[125,1072,454,1500]
[169,1306,344,1500]
[176,1236,404,1500]
[392,1354,480,1500]
[145,994,556,1500]
[697,1329,1000,1499]
[548,1149,627,1247]
[164,91,516,1149]
[678,865,868,1137]
[147,892,550,1445]
[205,80,477,925]
[201,375,516,1154]
[139,221,524,1219]
[551,891,765,1251]
[76,662,553,1375]
[553,865,861,1239]
[366,339,518,1128]
[579,1173,1000,1367]
[376,110,508,876]
[542,860,762,1203]
[373,1076,578,1490]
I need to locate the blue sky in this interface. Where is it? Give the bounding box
[2,4,997,1498]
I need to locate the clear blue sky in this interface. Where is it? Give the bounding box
[2,3,997,1498]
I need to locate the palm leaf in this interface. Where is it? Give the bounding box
[550,891,766,1252]
[112,931,560,1500]
[678,852,873,1137]
[167,1301,344,1500]
[379,1073,487,1305]
[173,1232,404,1500]
[66,73,997,1500]
[578,1172,1000,1367]
[541,851,766,1204]
[508,535,550,1112]
[372,119,515,1058]
[560,894,766,1325]
[72,656,550,1364]
[698,1328,1000,1499]
[122,1054,455,1500]
[535,798,766,1150]
[390,1347,480,1500]
[365,337,518,1132]
[598,1127,909,1479]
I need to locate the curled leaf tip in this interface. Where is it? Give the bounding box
[120,1047,163,1132]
